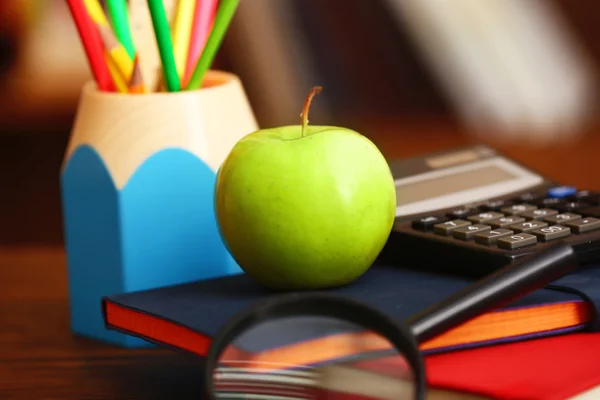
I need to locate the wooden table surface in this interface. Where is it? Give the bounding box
[2,121,600,399]
[0,247,207,399]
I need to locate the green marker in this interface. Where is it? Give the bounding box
[105,0,136,59]
[146,0,181,91]
[186,0,240,90]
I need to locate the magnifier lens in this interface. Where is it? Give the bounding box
[206,243,577,400]
[210,314,417,400]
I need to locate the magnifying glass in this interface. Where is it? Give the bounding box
[203,242,578,400]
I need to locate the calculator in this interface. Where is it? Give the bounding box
[381,145,600,277]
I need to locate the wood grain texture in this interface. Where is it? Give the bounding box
[0,247,206,399]
[64,70,258,189]
[0,131,69,246]
[2,121,600,398]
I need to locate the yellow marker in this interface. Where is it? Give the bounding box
[84,0,134,83]
[171,0,196,79]
[106,54,128,93]
[83,0,110,26]
[97,23,134,84]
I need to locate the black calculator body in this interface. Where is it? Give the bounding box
[381,145,600,278]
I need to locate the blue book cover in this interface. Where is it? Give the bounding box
[102,263,594,365]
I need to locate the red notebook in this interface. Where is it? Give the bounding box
[318,332,600,399]
[426,332,600,399]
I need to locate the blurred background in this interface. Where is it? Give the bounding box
[2,0,600,246]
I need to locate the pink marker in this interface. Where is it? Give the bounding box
[184,0,218,86]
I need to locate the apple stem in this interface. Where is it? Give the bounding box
[301,86,323,137]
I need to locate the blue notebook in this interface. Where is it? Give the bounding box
[102,263,596,363]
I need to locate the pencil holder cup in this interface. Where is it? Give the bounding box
[60,71,258,347]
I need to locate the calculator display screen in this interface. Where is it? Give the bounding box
[395,165,516,206]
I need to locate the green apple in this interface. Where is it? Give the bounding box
[215,87,396,290]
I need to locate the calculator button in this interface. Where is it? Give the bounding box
[548,186,577,198]
[479,200,511,211]
[520,208,558,220]
[556,201,590,213]
[569,190,600,204]
[434,220,471,236]
[497,233,537,250]
[517,192,544,203]
[564,218,600,234]
[467,212,504,224]
[535,197,566,208]
[501,204,537,216]
[446,207,477,219]
[509,220,548,233]
[530,225,571,242]
[452,224,492,241]
[412,216,445,231]
[577,206,600,219]
[474,229,514,245]
[544,213,582,225]
[487,216,525,228]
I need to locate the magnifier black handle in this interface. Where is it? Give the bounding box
[406,242,578,344]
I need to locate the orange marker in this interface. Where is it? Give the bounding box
[128,54,147,93]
